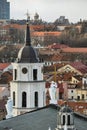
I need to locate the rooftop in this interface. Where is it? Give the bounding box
[61,47,87,53]
[0,105,87,130]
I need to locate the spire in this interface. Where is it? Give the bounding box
[25,11,31,46]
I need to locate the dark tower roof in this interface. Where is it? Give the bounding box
[17,18,39,63]
[60,105,72,113]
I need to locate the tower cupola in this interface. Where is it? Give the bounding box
[17,15,39,63]
[56,104,76,130]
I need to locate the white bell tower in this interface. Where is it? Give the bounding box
[10,15,45,116]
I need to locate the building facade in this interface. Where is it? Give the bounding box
[0,0,10,20]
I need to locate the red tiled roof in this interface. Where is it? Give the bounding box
[4,24,45,31]
[0,63,10,70]
[51,54,62,61]
[58,100,87,113]
[61,47,87,53]
[30,25,44,31]
[4,24,26,30]
[70,61,87,73]
[49,43,68,49]
[32,31,62,37]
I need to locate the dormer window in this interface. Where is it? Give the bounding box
[65,66,71,72]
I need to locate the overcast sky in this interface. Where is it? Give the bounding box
[8,0,87,23]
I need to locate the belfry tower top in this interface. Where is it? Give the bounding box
[17,13,39,63]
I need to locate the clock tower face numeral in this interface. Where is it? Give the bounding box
[22,67,28,74]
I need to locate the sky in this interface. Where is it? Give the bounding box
[8,0,87,23]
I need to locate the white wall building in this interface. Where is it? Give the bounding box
[10,18,45,116]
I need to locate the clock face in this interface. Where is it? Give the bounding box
[22,67,28,74]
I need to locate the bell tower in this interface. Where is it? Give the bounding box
[10,14,45,116]
[55,104,76,130]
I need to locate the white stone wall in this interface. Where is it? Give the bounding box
[12,63,43,81]
[10,62,45,116]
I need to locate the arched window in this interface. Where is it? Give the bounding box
[63,115,65,125]
[13,91,15,106]
[22,92,27,107]
[67,115,70,125]
[35,92,38,107]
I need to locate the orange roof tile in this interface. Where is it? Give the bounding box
[61,47,87,53]
[4,24,45,31]
[4,24,26,30]
[30,25,44,31]
[51,54,62,61]
[32,31,62,37]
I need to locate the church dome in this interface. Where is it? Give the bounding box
[17,45,39,63]
[16,19,39,63]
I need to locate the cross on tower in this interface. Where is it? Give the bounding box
[26,10,30,21]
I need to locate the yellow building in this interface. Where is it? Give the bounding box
[76,88,87,100]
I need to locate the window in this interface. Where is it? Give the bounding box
[77,96,80,100]
[67,115,70,125]
[63,115,65,125]
[66,67,71,72]
[51,62,53,65]
[82,94,84,100]
[71,90,73,93]
[14,69,17,80]
[45,62,47,65]
[71,96,73,99]
[22,92,27,107]
[59,93,62,99]
[13,92,15,106]
[33,69,37,80]
[35,92,38,107]
[22,67,27,74]
[84,80,87,88]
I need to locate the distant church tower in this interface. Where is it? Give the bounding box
[10,15,45,116]
[34,12,39,21]
[55,105,76,130]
